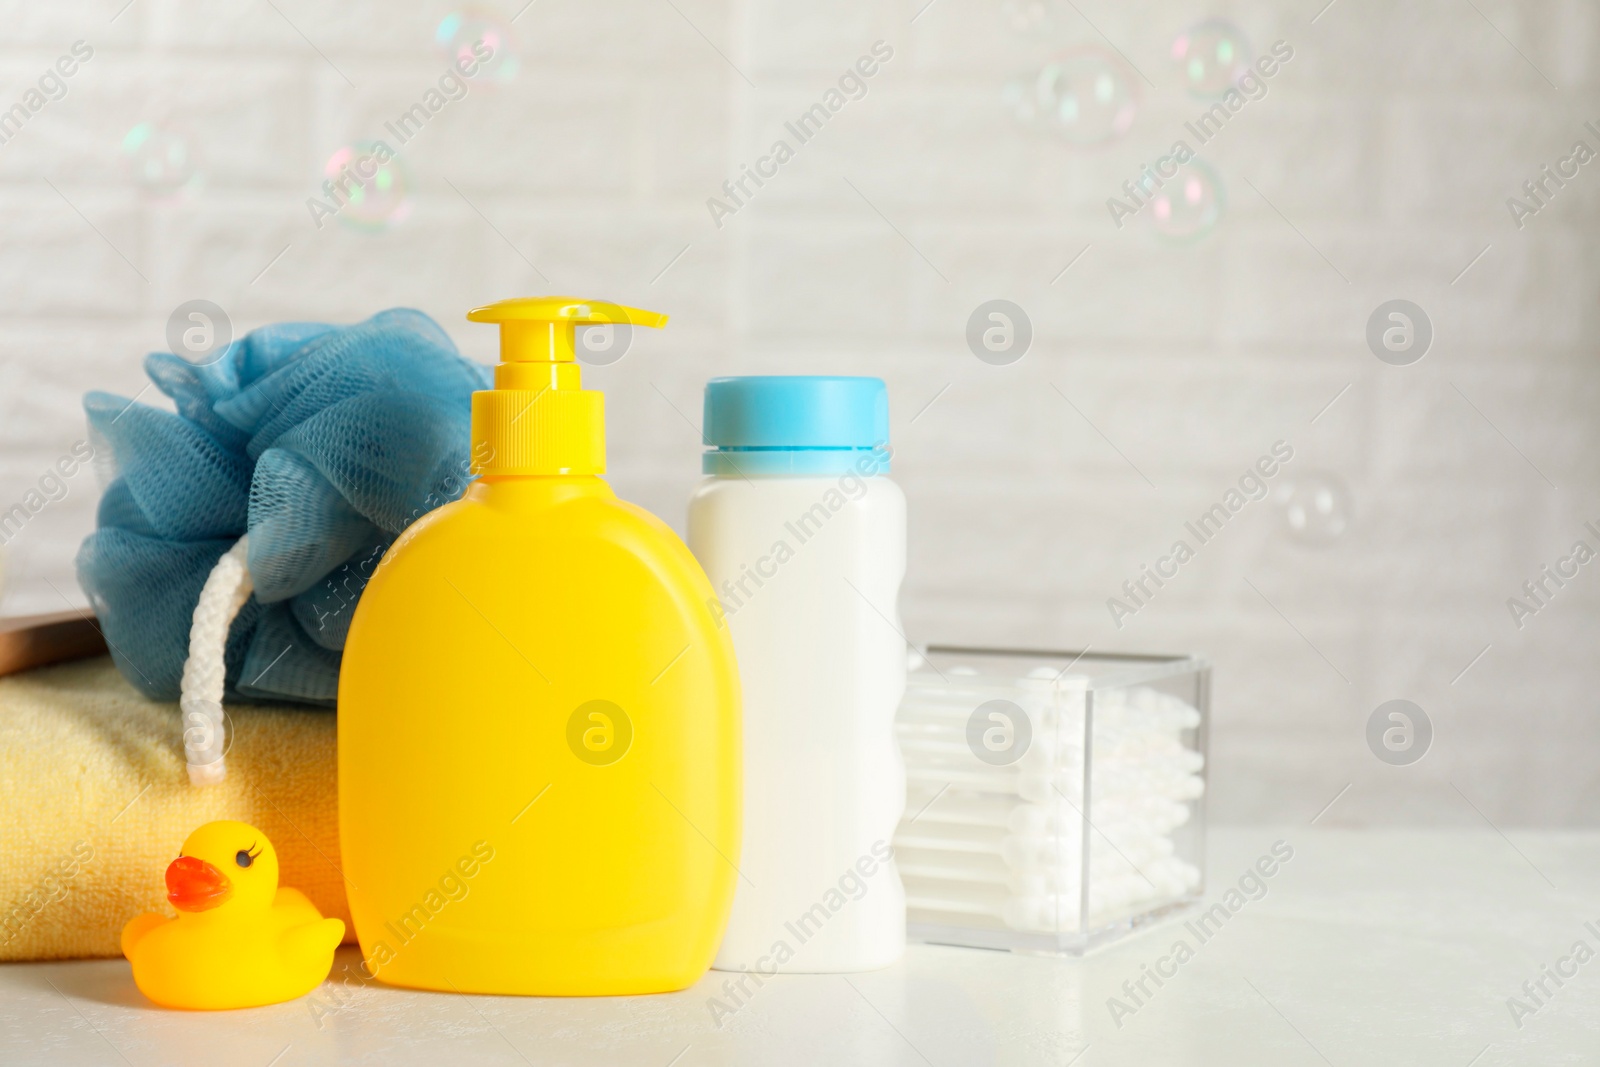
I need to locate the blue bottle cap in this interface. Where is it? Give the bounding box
[701,376,890,476]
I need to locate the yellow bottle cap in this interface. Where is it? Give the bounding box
[467,297,667,476]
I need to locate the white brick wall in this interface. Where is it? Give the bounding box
[0,0,1595,826]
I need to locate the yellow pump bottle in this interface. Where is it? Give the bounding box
[337,298,741,996]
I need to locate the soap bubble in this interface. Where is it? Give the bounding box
[1171,20,1251,97]
[1003,48,1138,146]
[999,0,1054,34]
[1274,472,1351,546]
[321,143,412,232]
[436,8,519,87]
[121,122,200,199]
[1147,159,1224,241]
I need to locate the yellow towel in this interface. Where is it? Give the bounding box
[0,656,348,961]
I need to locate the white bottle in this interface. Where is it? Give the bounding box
[689,376,907,973]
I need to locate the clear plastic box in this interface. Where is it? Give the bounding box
[894,645,1209,954]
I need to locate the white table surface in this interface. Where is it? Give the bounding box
[4,827,1596,1066]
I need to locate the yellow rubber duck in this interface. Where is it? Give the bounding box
[121,820,344,1010]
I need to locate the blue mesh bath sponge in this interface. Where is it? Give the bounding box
[77,309,491,775]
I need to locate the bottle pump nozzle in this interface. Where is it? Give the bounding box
[468,297,669,366]
[467,297,667,476]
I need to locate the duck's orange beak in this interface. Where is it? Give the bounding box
[165,855,231,912]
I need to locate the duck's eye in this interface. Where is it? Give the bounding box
[235,849,253,868]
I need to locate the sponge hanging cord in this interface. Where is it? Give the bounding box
[180,536,252,785]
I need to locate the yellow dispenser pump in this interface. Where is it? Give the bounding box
[467,297,668,476]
